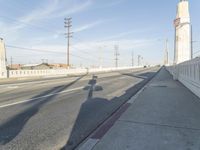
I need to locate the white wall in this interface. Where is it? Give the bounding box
[7,66,142,79]
[174,1,192,64]
[0,39,7,78]
[167,57,200,98]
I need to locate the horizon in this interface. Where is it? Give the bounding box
[0,0,200,67]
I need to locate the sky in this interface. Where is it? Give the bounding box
[0,0,200,67]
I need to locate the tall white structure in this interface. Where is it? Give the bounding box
[174,0,192,64]
[0,38,7,78]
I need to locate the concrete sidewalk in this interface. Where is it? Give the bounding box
[92,68,200,150]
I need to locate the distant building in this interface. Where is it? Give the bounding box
[8,64,22,70]
[8,63,70,70]
[50,63,69,69]
[21,63,53,70]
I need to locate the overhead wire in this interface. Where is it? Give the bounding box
[5,45,102,63]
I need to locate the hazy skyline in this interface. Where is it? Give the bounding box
[0,0,200,67]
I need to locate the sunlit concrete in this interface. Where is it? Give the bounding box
[0,38,7,78]
[174,0,192,64]
[167,57,200,99]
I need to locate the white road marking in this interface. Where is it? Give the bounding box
[0,79,73,87]
[0,69,153,109]
[0,87,84,109]
[127,86,147,104]
[7,86,19,89]
[0,77,125,108]
[77,138,99,150]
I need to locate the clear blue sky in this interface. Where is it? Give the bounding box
[0,0,199,67]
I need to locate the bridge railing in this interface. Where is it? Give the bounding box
[6,66,142,79]
[167,57,200,98]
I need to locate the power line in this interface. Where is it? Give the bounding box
[71,45,112,63]
[138,55,141,66]
[5,45,101,63]
[6,45,62,54]
[0,15,56,34]
[0,14,119,60]
[194,50,200,55]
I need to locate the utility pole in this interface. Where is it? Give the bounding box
[10,57,13,69]
[114,45,120,68]
[141,56,143,66]
[41,59,48,64]
[138,55,141,66]
[99,46,103,68]
[64,18,73,68]
[164,39,169,65]
[191,25,193,59]
[132,50,134,67]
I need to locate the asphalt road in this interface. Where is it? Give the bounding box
[0,67,159,150]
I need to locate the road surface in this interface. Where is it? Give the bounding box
[0,67,159,150]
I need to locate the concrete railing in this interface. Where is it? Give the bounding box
[6,66,142,79]
[167,58,200,98]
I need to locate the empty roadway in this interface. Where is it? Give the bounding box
[0,67,159,150]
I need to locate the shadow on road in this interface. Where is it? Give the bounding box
[62,70,157,150]
[0,74,87,145]
[121,72,156,79]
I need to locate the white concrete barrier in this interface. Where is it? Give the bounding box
[7,66,142,79]
[167,58,200,98]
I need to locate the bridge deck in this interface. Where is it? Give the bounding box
[89,68,200,150]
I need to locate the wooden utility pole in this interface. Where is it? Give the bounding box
[10,57,13,69]
[99,46,103,68]
[132,50,134,67]
[138,55,141,66]
[114,45,120,68]
[64,18,73,68]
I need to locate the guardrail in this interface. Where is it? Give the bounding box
[167,57,200,98]
[5,66,143,79]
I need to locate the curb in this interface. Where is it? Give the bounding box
[75,68,162,150]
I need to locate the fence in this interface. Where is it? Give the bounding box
[6,66,142,79]
[167,57,200,98]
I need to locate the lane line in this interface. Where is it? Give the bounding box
[0,69,146,88]
[127,86,147,104]
[0,77,125,108]
[0,74,118,89]
[0,78,77,87]
[78,139,99,150]
[0,87,84,108]
[0,72,119,87]
[7,86,19,89]
[0,68,157,109]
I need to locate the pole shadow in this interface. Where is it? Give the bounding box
[62,71,157,150]
[0,74,87,145]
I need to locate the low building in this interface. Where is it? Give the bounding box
[8,64,22,70]
[21,63,53,70]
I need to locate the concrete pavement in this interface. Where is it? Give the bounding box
[86,68,200,150]
[0,67,158,150]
